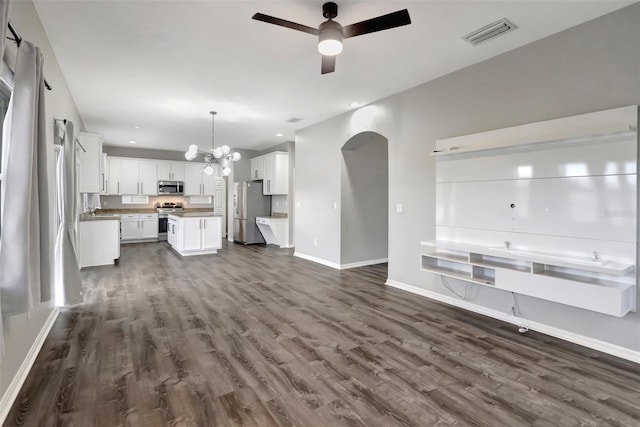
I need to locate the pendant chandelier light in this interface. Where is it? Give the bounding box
[184,111,241,176]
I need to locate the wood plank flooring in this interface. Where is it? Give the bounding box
[4,241,640,426]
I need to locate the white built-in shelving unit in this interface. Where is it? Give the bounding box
[425,105,638,318]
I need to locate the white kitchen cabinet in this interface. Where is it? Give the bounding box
[263,152,288,195]
[79,218,120,267]
[185,163,218,196]
[168,214,222,256]
[139,161,157,195]
[168,218,178,247]
[158,161,185,181]
[250,156,265,181]
[100,153,108,195]
[120,213,158,242]
[182,219,203,251]
[78,133,103,193]
[108,157,122,195]
[121,159,139,195]
[250,152,288,195]
[120,159,157,195]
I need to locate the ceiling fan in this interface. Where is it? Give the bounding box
[252,2,411,74]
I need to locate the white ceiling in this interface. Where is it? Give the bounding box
[33,0,633,152]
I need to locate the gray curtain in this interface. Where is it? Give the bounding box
[0,39,50,316]
[54,120,82,306]
[0,0,10,358]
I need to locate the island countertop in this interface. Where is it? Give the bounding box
[168,212,222,218]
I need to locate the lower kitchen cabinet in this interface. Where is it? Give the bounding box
[79,218,120,267]
[120,213,158,242]
[167,214,222,256]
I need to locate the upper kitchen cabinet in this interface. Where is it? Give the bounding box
[116,158,158,195]
[157,161,185,181]
[184,163,219,196]
[250,152,288,194]
[101,153,108,195]
[108,157,122,195]
[78,132,103,193]
[257,151,289,195]
[250,156,265,181]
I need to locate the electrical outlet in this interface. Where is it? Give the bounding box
[296,201,301,208]
[313,238,318,246]
[333,202,338,210]
[396,203,404,213]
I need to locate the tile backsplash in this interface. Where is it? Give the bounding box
[100,195,213,209]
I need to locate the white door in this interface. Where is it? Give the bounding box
[184,164,203,196]
[120,219,140,240]
[139,160,157,195]
[202,218,222,249]
[121,159,140,194]
[108,158,122,195]
[157,161,171,181]
[182,219,202,251]
[170,162,186,181]
[140,219,158,239]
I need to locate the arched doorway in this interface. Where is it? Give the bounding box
[340,131,389,266]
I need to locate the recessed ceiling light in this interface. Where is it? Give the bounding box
[133,125,141,129]
[350,101,363,108]
[128,140,137,144]
[276,133,283,137]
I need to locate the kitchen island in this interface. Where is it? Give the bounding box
[167,212,223,256]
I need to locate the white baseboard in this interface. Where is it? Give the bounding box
[340,258,389,269]
[0,308,59,424]
[294,252,341,269]
[385,279,640,364]
[294,253,388,270]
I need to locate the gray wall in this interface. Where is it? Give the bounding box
[295,3,640,352]
[1,0,86,407]
[340,132,388,264]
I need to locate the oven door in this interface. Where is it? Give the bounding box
[158,216,168,240]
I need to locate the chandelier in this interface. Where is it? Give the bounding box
[184,111,241,176]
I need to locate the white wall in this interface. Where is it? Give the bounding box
[1,0,84,409]
[295,3,640,352]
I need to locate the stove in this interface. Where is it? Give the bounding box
[156,203,183,240]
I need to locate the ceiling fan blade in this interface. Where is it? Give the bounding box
[342,9,411,39]
[321,55,336,74]
[252,13,319,36]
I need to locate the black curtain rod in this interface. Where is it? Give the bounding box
[7,20,52,91]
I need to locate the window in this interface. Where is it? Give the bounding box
[0,79,12,238]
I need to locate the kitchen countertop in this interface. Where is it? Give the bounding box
[79,213,121,221]
[168,212,221,218]
[96,208,215,214]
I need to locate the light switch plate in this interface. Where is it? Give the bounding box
[396,203,404,213]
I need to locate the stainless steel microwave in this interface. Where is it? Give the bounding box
[158,181,184,195]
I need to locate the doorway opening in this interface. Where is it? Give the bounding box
[340,131,389,267]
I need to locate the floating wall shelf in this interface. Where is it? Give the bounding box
[421,241,636,317]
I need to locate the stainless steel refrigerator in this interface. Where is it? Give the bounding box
[233,181,271,244]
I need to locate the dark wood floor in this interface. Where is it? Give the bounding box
[4,241,640,426]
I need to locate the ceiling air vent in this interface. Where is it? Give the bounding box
[286,117,303,123]
[463,18,517,46]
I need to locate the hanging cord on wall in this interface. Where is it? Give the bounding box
[508,292,529,334]
[441,276,470,300]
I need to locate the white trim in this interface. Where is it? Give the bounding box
[385,279,640,364]
[340,258,389,269]
[294,253,388,270]
[294,252,341,269]
[0,308,59,424]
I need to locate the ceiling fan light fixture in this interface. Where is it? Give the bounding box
[318,19,343,56]
[318,39,342,56]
